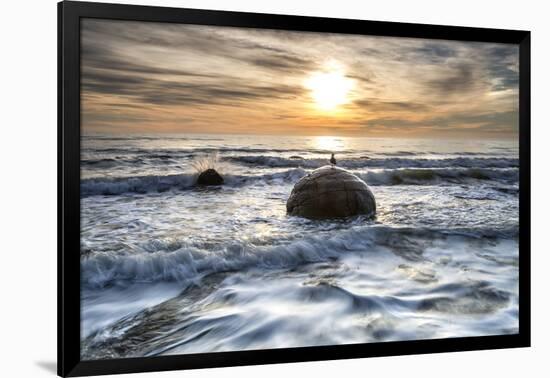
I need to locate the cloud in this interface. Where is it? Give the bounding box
[82,68,305,107]
[485,45,519,92]
[248,54,315,72]
[82,19,316,75]
[81,43,218,79]
[80,19,519,138]
[350,99,431,112]
[425,63,476,96]
[414,43,458,62]
[81,21,309,108]
[364,110,518,135]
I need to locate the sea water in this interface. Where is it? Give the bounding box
[80,134,519,359]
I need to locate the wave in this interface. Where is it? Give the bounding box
[83,135,224,142]
[81,225,518,289]
[80,168,308,197]
[80,148,517,172]
[80,274,512,359]
[81,155,186,168]
[359,168,518,186]
[81,174,196,196]
[228,156,518,169]
[82,147,349,157]
[81,167,517,197]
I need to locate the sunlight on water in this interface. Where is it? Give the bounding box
[311,136,347,152]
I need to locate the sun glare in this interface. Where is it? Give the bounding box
[306,63,354,111]
[314,136,345,152]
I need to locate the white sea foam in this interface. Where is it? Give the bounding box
[81,231,518,359]
[81,226,517,289]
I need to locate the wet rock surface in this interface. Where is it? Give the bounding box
[196,168,224,186]
[286,165,376,219]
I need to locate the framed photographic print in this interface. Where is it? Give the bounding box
[58,1,531,376]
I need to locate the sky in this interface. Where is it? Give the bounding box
[81,19,519,138]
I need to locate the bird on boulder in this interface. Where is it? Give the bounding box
[329,153,337,165]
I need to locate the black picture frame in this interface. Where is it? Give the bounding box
[58,1,531,376]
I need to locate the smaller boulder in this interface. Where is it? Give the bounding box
[197,168,224,186]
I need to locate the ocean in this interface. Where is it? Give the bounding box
[80,134,519,359]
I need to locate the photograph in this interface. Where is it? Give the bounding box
[79,18,520,360]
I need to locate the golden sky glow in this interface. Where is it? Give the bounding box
[81,19,519,138]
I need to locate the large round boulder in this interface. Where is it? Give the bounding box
[196,168,224,186]
[286,165,376,219]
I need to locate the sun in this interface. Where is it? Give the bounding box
[306,64,354,111]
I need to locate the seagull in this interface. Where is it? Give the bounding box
[330,153,337,166]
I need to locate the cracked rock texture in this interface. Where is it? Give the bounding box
[286,165,376,219]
